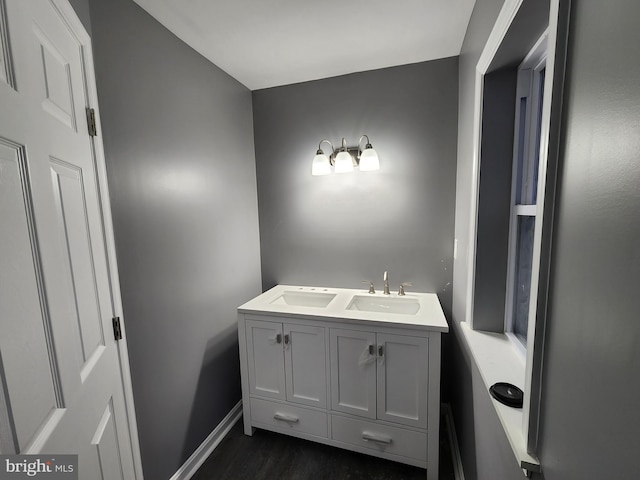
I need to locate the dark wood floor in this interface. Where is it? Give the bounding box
[192,413,455,480]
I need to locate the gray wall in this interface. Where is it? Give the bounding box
[449,0,532,478]
[536,1,640,478]
[452,0,506,327]
[473,69,517,331]
[253,59,458,315]
[68,0,91,35]
[87,1,262,479]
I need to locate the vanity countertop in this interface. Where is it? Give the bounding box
[239,284,449,332]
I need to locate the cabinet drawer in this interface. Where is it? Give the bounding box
[331,415,427,462]
[250,397,328,438]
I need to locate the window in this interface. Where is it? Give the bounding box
[505,40,547,351]
[460,0,569,464]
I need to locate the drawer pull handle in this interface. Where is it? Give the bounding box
[362,431,392,445]
[274,413,299,424]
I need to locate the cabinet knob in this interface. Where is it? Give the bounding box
[368,344,374,355]
[378,345,384,357]
[284,334,290,345]
[276,333,282,344]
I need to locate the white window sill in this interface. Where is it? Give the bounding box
[458,321,540,474]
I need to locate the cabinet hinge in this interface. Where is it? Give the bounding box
[86,107,97,137]
[112,316,122,341]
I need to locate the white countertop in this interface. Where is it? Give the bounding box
[238,285,449,332]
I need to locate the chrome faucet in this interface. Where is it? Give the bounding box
[383,271,390,295]
[398,282,412,296]
[362,280,375,294]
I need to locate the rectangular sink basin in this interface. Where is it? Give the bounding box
[347,295,420,315]
[270,291,337,308]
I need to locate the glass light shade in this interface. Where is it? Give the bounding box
[311,153,331,176]
[359,148,380,171]
[334,151,354,173]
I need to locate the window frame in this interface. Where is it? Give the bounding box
[461,0,570,469]
[504,35,548,355]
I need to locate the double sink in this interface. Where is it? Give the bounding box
[271,290,420,315]
[240,285,448,331]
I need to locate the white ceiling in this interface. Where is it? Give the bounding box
[132,0,476,91]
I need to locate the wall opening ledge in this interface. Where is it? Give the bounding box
[459,321,540,475]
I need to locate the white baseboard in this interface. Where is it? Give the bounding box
[170,401,242,480]
[443,403,465,480]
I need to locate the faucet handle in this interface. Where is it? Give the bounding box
[362,281,376,294]
[398,282,412,296]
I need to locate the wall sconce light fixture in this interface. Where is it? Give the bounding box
[312,135,380,176]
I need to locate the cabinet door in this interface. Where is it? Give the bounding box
[330,328,377,419]
[284,324,327,408]
[246,319,285,400]
[376,333,428,428]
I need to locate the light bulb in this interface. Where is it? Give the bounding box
[334,150,354,173]
[359,147,380,171]
[311,153,331,176]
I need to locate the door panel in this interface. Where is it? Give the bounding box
[16,1,85,136]
[284,323,326,408]
[246,319,285,400]
[50,158,106,367]
[377,333,428,428]
[0,1,137,475]
[0,1,13,89]
[34,25,77,131]
[330,328,376,419]
[91,399,125,480]
[0,139,61,452]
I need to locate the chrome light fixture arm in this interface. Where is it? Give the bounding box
[358,134,373,159]
[317,139,336,164]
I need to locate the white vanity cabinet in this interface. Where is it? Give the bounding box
[330,328,428,429]
[245,318,328,408]
[238,285,448,480]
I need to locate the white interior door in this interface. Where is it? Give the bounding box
[0,1,140,478]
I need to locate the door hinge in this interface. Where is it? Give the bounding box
[112,316,123,341]
[86,107,97,137]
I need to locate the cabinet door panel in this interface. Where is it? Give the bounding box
[246,320,285,400]
[377,333,428,428]
[284,324,327,408]
[330,329,376,419]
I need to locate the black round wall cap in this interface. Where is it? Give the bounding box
[489,382,524,408]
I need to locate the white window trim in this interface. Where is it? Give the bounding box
[463,0,565,474]
[504,34,548,355]
[459,322,539,474]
